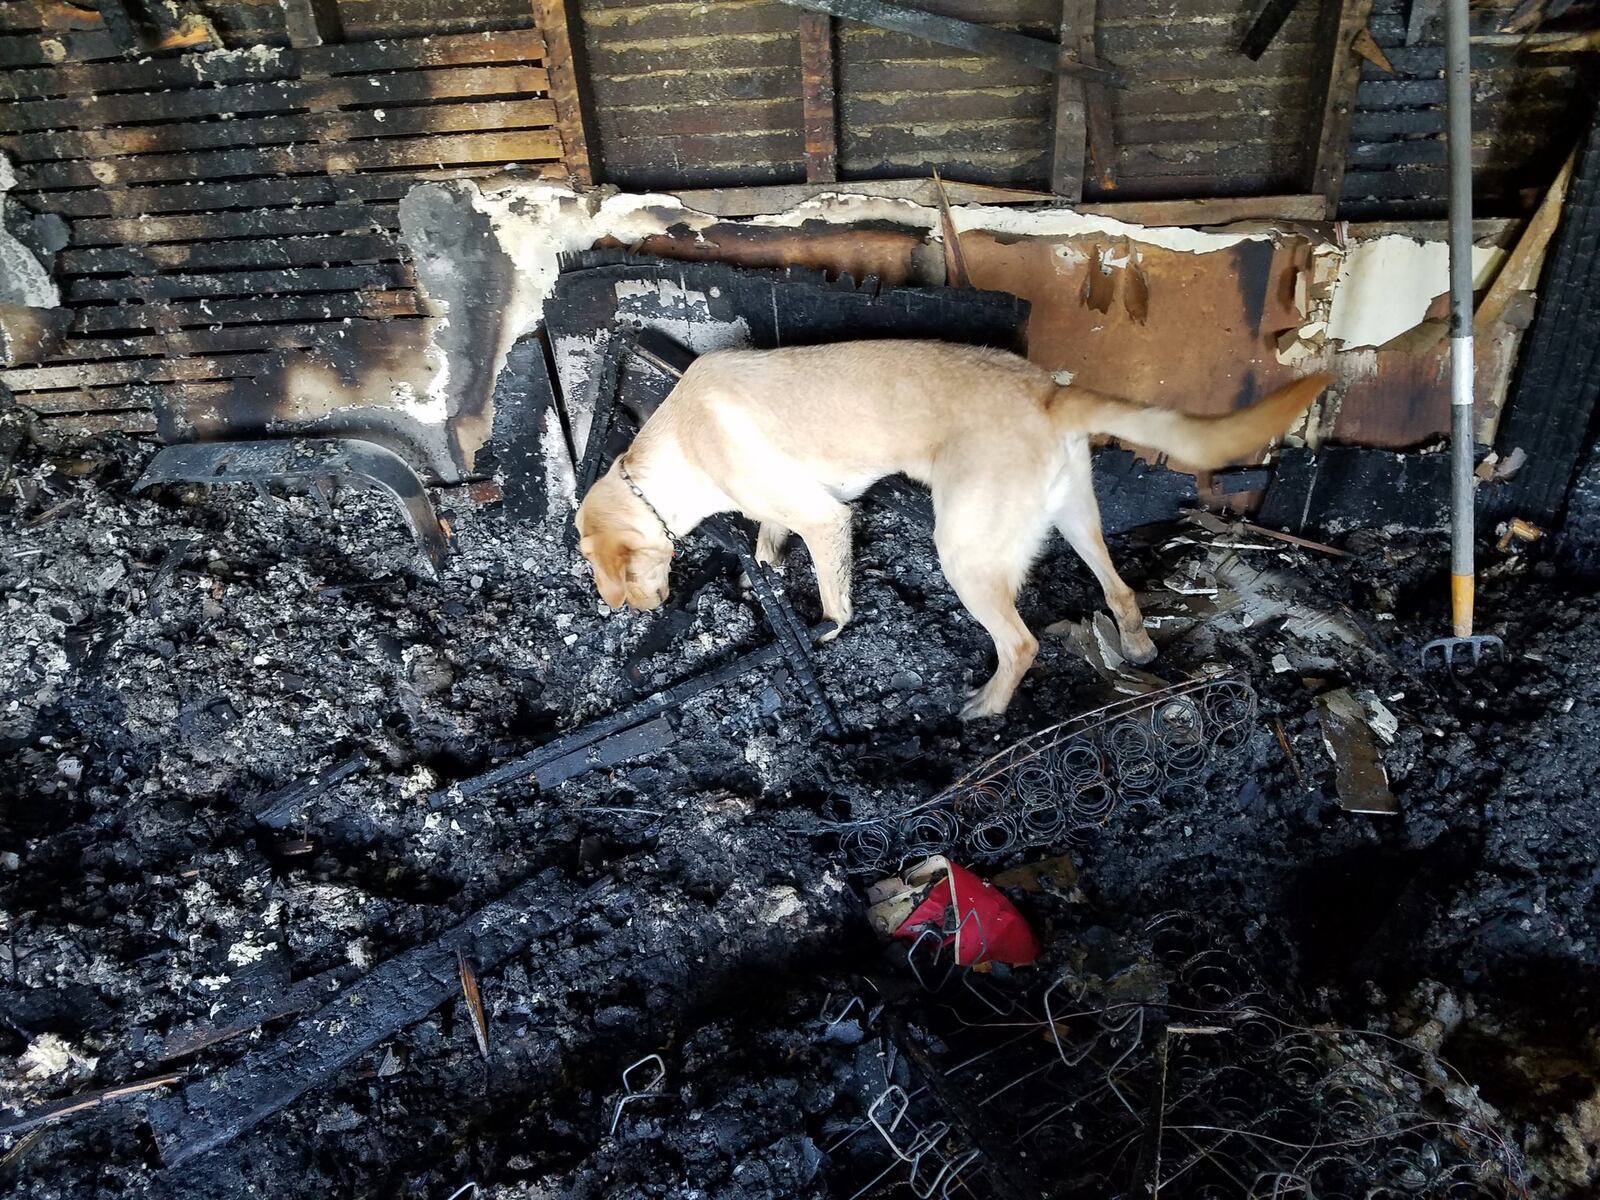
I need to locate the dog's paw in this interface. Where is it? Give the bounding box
[1121,630,1158,666]
[959,688,1006,721]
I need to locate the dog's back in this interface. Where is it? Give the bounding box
[648,340,1059,490]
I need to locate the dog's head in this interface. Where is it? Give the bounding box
[574,469,674,611]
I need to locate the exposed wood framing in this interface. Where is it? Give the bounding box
[531,0,597,186]
[1474,146,1576,338]
[1240,0,1304,60]
[1050,0,1114,200]
[279,0,343,50]
[798,11,837,183]
[772,0,1124,86]
[1051,0,1090,199]
[1309,0,1377,216]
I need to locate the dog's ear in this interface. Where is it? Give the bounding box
[587,532,631,610]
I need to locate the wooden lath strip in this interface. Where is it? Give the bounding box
[0,27,545,102]
[11,380,231,414]
[37,320,375,362]
[531,0,598,184]
[66,261,414,303]
[10,98,559,168]
[0,64,551,136]
[2,352,279,391]
[19,128,563,191]
[70,289,423,332]
[59,233,402,276]
[20,165,523,220]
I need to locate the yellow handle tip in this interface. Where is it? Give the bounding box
[1451,573,1474,638]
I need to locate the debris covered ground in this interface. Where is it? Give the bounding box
[3,416,1600,1198]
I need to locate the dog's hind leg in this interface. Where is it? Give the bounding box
[932,480,1043,720]
[1052,443,1156,665]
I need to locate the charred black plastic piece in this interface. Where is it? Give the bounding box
[703,515,844,738]
[133,437,451,574]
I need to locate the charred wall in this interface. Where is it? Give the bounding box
[0,1,563,442]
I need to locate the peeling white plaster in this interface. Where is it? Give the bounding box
[0,152,60,308]
[746,192,1270,254]
[1326,234,1505,350]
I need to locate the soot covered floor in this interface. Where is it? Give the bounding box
[2,418,1599,1198]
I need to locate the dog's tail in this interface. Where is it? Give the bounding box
[1049,373,1334,472]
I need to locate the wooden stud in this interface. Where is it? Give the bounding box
[532,0,597,186]
[1050,0,1113,200]
[1308,0,1376,217]
[1050,0,1090,199]
[279,0,343,48]
[798,11,837,183]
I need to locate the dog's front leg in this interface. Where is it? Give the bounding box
[795,505,853,642]
[756,521,791,568]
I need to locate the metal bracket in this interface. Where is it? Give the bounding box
[133,438,452,575]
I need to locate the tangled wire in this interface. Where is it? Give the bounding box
[830,676,1260,874]
[826,912,1525,1200]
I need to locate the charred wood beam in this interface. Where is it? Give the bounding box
[146,872,580,1168]
[1239,0,1303,59]
[278,0,342,47]
[799,12,838,183]
[771,0,1125,87]
[0,1074,181,1138]
[1050,0,1113,198]
[1487,107,1600,528]
[427,629,834,808]
[1308,0,1377,216]
[532,0,599,185]
[252,752,372,830]
[156,964,364,1061]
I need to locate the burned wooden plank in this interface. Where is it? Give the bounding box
[1258,446,1452,537]
[773,0,1123,84]
[279,0,342,47]
[799,10,838,182]
[1309,0,1378,214]
[51,320,356,361]
[59,234,401,276]
[0,1073,181,1137]
[22,129,562,191]
[157,964,364,1060]
[427,634,829,808]
[532,0,598,185]
[71,290,421,332]
[10,98,556,165]
[11,381,227,413]
[664,177,1052,216]
[66,264,410,304]
[66,205,398,248]
[1486,108,1600,528]
[0,352,274,391]
[0,63,550,136]
[69,263,410,304]
[146,872,572,1168]
[253,752,372,829]
[0,27,119,67]
[0,25,543,104]
[1050,0,1090,199]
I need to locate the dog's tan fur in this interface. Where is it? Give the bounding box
[576,340,1331,718]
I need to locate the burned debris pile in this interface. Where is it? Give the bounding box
[4,242,1600,1200]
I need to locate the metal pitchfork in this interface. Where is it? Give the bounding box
[1421,0,1504,671]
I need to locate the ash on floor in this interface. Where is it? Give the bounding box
[2,424,1599,1198]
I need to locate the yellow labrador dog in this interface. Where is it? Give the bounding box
[577,340,1331,719]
